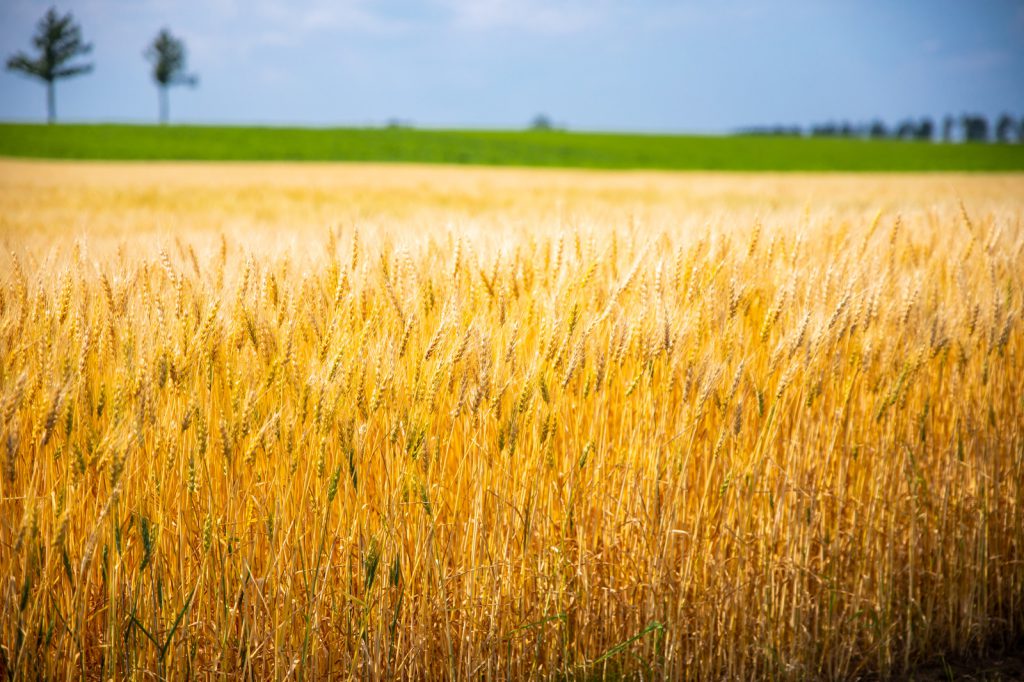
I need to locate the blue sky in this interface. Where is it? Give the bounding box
[1,0,1022,132]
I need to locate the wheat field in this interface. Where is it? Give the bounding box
[1,161,1022,679]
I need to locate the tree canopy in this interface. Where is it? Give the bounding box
[145,29,197,124]
[5,7,93,123]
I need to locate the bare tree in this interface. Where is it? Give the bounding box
[145,28,198,124]
[5,7,93,123]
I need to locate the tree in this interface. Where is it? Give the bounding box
[961,115,988,142]
[530,114,554,131]
[145,28,197,124]
[915,118,934,141]
[942,115,955,142]
[896,120,917,140]
[5,7,93,124]
[811,122,839,137]
[995,114,1016,143]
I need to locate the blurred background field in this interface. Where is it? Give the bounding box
[4,159,1024,245]
[1,124,1023,170]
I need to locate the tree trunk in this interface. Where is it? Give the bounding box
[159,86,168,125]
[46,81,55,124]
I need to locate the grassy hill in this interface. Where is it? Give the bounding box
[1,123,1022,170]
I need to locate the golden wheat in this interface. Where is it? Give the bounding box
[0,161,1022,679]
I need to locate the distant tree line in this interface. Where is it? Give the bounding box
[5,6,197,124]
[741,114,1023,143]
[529,114,570,132]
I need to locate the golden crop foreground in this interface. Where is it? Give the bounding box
[0,162,1022,679]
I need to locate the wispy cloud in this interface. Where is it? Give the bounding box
[0,0,410,53]
[253,0,408,38]
[430,0,774,35]
[434,0,605,34]
[2,0,1021,129]
[944,48,1011,72]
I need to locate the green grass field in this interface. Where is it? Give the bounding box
[0,123,1022,170]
